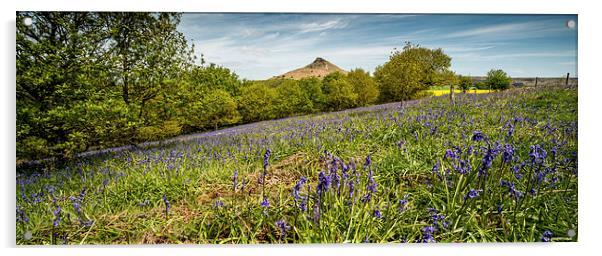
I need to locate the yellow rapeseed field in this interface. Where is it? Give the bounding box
[428,89,492,96]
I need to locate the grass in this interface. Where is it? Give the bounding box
[16,85,577,244]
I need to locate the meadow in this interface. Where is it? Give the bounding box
[16,85,577,244]
[428,89,492,97]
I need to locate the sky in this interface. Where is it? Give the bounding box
[178,14,577,80]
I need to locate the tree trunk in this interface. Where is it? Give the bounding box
[450,84,455,106]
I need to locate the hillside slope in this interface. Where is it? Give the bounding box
[274,57,347,79]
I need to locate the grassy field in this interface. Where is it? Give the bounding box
[16,86,578,244]
[428,89,492,97]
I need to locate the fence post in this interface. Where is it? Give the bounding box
[535,77,538,88]
[565,73,570,86]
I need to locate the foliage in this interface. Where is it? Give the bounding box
[322,72,359,111]
[485,69,512,91]
[375,42,452,102]
[346,68,379,106]
[274,80,314,118]
[16,12,193,160]
[458,75,473,92]
[237,82,278,122]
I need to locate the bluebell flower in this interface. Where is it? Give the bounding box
[213,200,224,209]
[541,230,553,242]
[275,219,291,238]
[456,159,471,175]
[501,180,524,199]
[313,203,320,223]
[419,226,436,243]
[53,205,61,227]
[232,170,238,191]
[263,148,272,170]
[529,145,547,165]
[299,197,307,212]
[374,208,382,219]
[261,197,270,208]
[16,206,29,224]
[506,123,515,138]
[399,194,409,213]
[432,161,441,174]
[316,171,331,196]
[162,194,170,217]
[292,177,307,200]
[464,189,482,200]
[472,131,485,142]
[364,154,372,169]
[479,149,494,177]
[503,144,515,163]
[444,148,459,161]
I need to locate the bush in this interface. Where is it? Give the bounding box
[485,69,512,91]
[137,120,182,141]
[347,68,379,106]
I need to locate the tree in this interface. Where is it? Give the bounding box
[103,12,194,124]
[374,42,452,102]
[322,72,358,111]
[485,69,512,91]
[458,75,473,93]
[274,80,313,117]
[16,12,131,159]
[346,68,379,106]
[186,64,242,96]
[298,77,325,112]
[237,82,278,122]
[16,12,195,160]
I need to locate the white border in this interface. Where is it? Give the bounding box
[2,1,600,256]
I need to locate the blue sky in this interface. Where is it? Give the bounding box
[178,14,577,80]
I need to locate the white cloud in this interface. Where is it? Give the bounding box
[298,18,348,33]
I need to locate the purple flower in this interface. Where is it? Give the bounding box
[456,159,471,175]
[444,149,458,161]
[263,148,272,170]
[529,145,547,165]
[261,196,270,216]
[432,161,441,174]
[162,194,171,217]
[479,149,494,177]
[16,206,29,224]
[213,200,224,209]
[419,226,436,243]
[313,203,320,223]
[292,177,307,200]
[232,170,238,191]
[541,230,553,242]
[472,131,485,142]
[364,154,372,169]
[399,194,409,213]
[464,189,482,200]
[275,220,291,238]
[53,205,61,227]
[503,144,515,163]
[501,180,524,199]
[316,171,331,196]
[374,208,382,219]
[299,197,307,212]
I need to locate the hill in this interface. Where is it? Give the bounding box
[273,57,347,79]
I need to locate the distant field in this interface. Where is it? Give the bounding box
[428,89,492,96]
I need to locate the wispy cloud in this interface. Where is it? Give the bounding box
[444,20,567,40]
[298,18,349,33]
